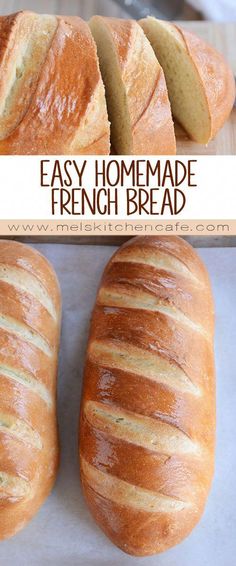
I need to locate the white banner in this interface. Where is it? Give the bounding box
[0,155,235,220]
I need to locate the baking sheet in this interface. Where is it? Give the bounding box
[0,243,235,566]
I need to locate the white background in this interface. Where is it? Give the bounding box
[0,156,235,220]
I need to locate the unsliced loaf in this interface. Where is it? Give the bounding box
[0,11,110,154]
[139,18,235,144]
[80,235,215,556]
[89,16,176,155]
[0,240,61,539]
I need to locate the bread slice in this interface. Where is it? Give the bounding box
[139,18,235,144]
[0,11,110,154]
[89,16,176,155]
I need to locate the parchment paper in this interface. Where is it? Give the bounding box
[0,243,235,566]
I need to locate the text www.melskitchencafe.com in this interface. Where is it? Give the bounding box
[5,221,231,235]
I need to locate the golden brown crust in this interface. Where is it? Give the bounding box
[174,25,235,140]
[93,16,176,155]
[80,236,215,556]
[0,240,61,539]
[0,12,110,155]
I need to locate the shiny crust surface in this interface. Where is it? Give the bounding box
[0,11,110,155]
[93,16,176,155]
[80,236,215,556]
[0,240,61,539]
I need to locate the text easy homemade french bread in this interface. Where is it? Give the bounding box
[139,18,235,144]
[0,240,61,539]
[0,11,110,154]
[89,16,176,155]
[80,235,215,556]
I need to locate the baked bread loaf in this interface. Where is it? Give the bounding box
[139,18,235,144]
[0,240,61,539]
[89,16,176,155]
[80,235,215,556]
[0,11,110,154]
